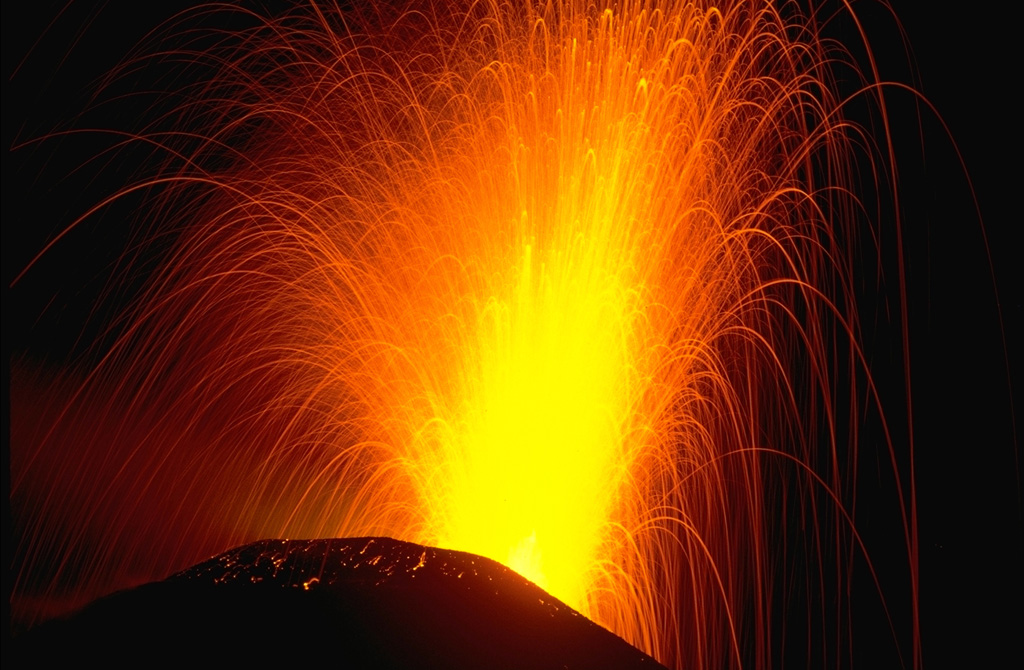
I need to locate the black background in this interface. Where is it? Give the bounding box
[4,2,1020,668]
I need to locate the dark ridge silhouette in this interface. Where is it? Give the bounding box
[11,537,667,669]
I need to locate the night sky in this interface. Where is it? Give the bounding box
[4,2,1020,667]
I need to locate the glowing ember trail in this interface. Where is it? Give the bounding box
[10,2,924,668]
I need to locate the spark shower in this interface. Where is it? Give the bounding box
[8,1,938,668]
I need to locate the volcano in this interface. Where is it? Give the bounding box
[11,537,666,669]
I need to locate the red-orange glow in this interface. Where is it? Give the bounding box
[10,2,925,668]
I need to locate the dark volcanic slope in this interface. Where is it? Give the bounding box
[12,537,667,669]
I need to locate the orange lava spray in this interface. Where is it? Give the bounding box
[10,2,922,668]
